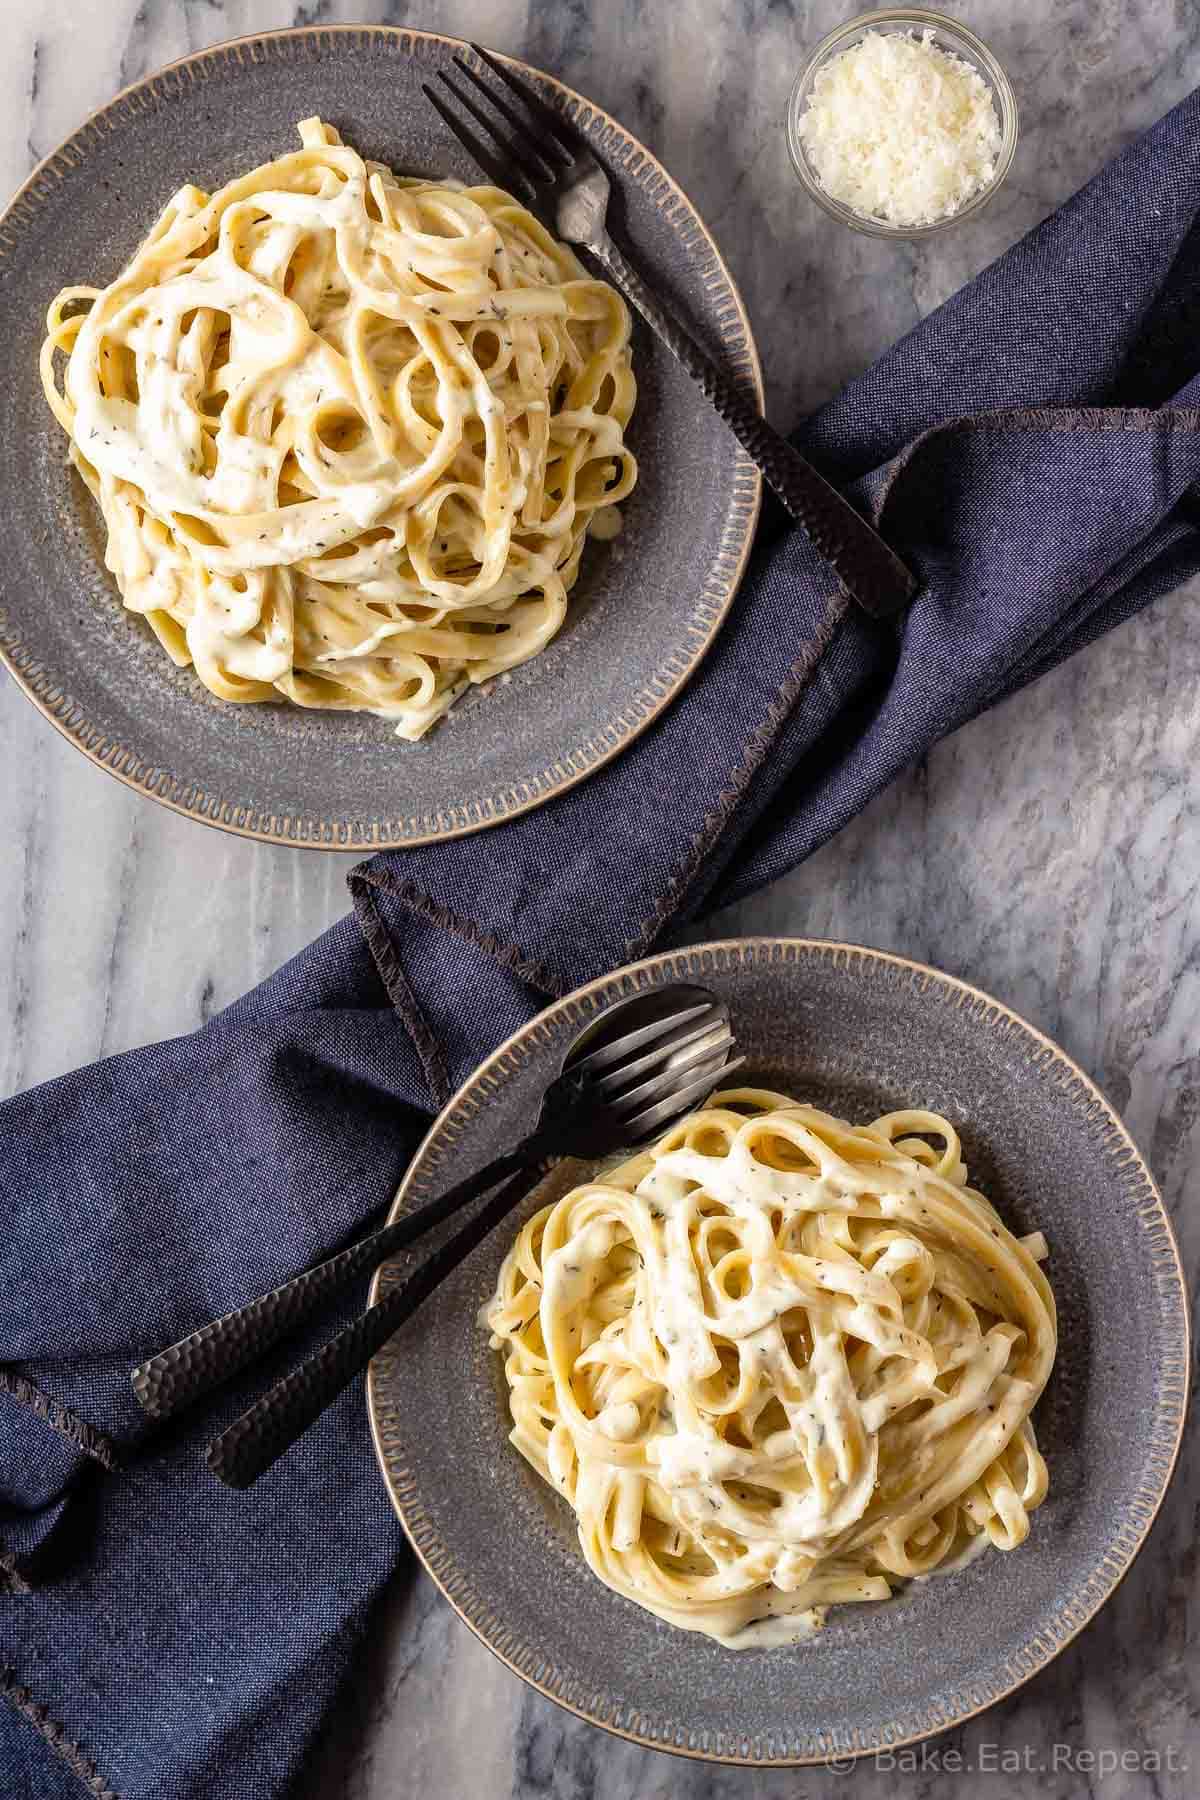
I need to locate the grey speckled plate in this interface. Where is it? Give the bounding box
[0,27,760,849]
[368,938,1189,1765]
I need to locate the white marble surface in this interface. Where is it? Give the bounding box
[3,1,1198,1795]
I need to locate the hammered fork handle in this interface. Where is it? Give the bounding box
[131,1145,531,1423]
[206,1161,545,1488]
[585,228,916,618]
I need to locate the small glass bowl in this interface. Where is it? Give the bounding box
[786,8,1018,238]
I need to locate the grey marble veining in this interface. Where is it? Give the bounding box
[2,1,1198,1796]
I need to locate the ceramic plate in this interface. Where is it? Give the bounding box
[368,938,1188,1764]
[0,27,760,848]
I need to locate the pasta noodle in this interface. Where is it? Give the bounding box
[486,1090,1056,1647]
[40,118,637,739]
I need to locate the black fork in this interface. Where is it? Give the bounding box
[425,45,917,620]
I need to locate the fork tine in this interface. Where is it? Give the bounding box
[436,70,548,189]
[451,54,570,171]
[593,1021,732,1096]
[624,1056,747,1141]
[607,1030,735,1112]
[467,43,580,160]
[422,82,531,198]
[570,1001,723,1075]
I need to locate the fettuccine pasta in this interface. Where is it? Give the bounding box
[40,119,636,739]
[486,1090,1056,1647]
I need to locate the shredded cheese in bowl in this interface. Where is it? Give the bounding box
[790,19,1011,233]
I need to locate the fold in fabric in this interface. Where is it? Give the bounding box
[4,85,1200,1800]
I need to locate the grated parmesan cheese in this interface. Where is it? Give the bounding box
[797,28,1002,228]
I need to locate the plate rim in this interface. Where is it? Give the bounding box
[367,934,1190,1766]
[0,24,763,851]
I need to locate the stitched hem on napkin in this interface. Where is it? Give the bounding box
[873,403,1200,519]
[0,1374,122,1593]
[0,1372,120,1475]
[1,1672,119,1800]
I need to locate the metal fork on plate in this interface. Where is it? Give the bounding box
[424,44,916,620]
[131,982,742,1489]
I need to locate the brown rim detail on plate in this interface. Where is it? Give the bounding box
[0,27,762,849]
[367,936,1189,1765]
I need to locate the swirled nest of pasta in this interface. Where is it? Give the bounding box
[487,1090,1056,1647]
[41,118,637,739]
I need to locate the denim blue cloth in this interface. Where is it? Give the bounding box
[6,88,1200,1800]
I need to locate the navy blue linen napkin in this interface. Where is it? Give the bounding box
[6,87,1200,1800]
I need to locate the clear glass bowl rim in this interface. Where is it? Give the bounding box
[786,7,1019,238]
